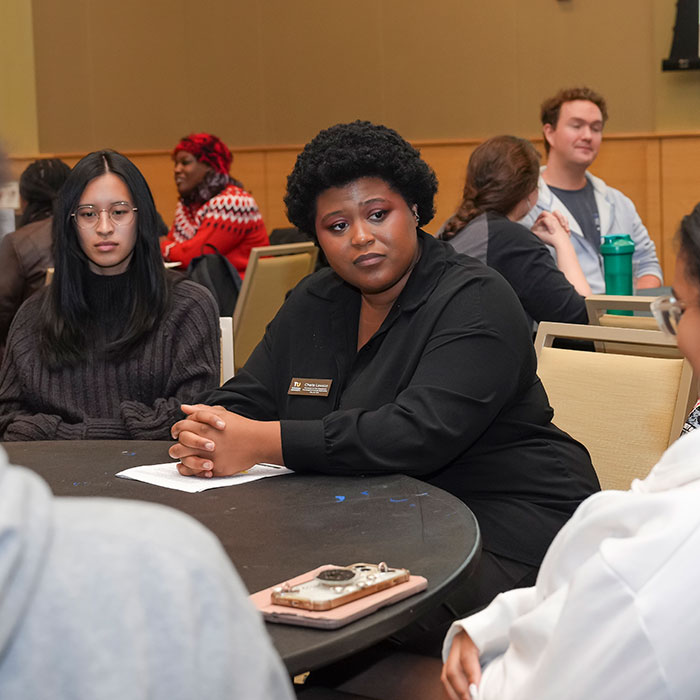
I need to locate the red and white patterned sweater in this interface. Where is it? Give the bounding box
[161,183,269,276]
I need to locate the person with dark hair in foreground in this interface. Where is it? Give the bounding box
[440,205,700,700]
[0,150,219,441]
[438,135,590,325]
[160,132,269,276]
[0,158,71,357]
[170,120,599,633]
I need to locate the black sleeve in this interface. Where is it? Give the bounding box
[487,217,587,324]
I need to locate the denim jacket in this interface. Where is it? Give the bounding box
[520,170,663,294]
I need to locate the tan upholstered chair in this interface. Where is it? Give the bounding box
[233,242,318,371]
[585,294,660,330]
[534,321,697,490]
[219,316,234,383]
[585,294,677,356]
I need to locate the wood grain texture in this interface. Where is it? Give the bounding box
[8,132,700,284]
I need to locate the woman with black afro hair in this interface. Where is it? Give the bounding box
[170,120,599,637]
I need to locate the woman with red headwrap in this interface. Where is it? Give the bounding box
[160,133,269,276]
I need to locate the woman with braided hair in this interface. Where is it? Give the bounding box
[160,132,268,276]
[0,158,70,357]
[438,135,590,325]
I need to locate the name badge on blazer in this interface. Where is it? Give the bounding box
[288,378,333,397]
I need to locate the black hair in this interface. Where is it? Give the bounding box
[679,203,700,288]
[284,120,438,237]
[18,158,71,227]
[40,150,171,366]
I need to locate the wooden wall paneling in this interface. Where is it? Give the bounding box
[262,149,300,232]
[8,132,700,287]
[588,138,666,281]
[230,151,268,225]
[592,139,651,223]
[659,137,700,285]
[419,143,477,235]
[643,139,663,278]
[128,153,177,228]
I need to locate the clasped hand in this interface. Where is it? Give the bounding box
[169,404,256,478]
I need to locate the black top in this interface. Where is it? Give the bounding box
[446,212,588,324]
[203,231,599,566]
[83,269,134,344]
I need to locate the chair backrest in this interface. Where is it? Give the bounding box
[534,321,696,490]
[219,316,235,383]
[233,242,318,371]
[585,294,657,324]
[585,294,677,356]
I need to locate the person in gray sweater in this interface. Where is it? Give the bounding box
[0,150,220,440]
[0,445,294,700]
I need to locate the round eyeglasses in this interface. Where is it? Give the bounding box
[650,294,685,336]
[71,203,138,229]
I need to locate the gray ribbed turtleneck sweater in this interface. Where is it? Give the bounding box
[0,272,219,440]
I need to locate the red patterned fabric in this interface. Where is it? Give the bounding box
[173,133,232,175]
[161,184,269,276]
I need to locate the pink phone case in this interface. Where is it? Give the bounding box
[250,564,428,629]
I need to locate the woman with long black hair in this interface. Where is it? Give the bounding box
[0,150,219,440]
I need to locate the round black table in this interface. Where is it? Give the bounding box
[2,440,481,674]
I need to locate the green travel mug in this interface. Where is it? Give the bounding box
[600,234,635,315]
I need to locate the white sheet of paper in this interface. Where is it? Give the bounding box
[115,462,292,493]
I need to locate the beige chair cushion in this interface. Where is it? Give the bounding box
[538,347,685,490]
[234,243,318,371]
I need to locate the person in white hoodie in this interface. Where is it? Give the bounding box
[441,202,700,700]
